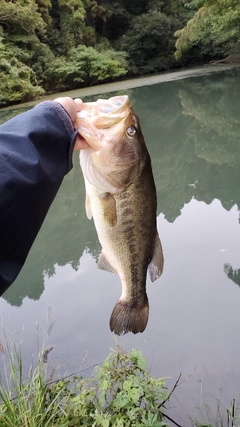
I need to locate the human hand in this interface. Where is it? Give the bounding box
[54,97,89,150]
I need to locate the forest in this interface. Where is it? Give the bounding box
[0,0,240,106]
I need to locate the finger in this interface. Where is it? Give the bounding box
[74,98,83,112]
[74,134,90,151]
[54,97,77,121]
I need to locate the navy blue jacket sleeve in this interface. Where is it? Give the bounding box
[0,101,78,294]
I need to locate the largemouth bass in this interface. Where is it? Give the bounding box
[76,95,164,335]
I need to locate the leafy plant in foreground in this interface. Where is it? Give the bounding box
[59,347,169,426]
[0,337,170,427]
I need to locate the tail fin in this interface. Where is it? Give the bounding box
[109,298,149,335]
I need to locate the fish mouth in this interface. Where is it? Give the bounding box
[76,95,130,150]
[78,95,129,117]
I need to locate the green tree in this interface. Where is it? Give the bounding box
[46,0,85,55]
[96,1,131,41]
[51,45,128,90]
[120,10,177,74]
[0,0,49,104]
[0,43,44,106]
[35,0,52,24]
[83,0,111,35]
[0,0,46,36]
[175,0,240,61]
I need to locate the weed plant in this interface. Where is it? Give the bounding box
[0,329,67,427]
[192,398,240,427]
[0,336,170,427]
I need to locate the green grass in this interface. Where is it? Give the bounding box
[0,334,170,427]
[191,399,240,427]
[1,325,239,427]
[0,330,68,427]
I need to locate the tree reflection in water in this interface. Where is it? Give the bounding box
[2,66,240,306]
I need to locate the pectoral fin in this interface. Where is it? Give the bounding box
[148,232,164,282]
[99,192,117,227]
[98,252,117,274]
[85,192,92,220]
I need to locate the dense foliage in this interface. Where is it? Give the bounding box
[1,0,240,106]
[0,341,170,427]
[175,0,240,62]
[0,0,186,105]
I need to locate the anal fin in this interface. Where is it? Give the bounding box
[98,252,117,274]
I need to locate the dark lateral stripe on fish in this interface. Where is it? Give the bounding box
[109,298,149,335]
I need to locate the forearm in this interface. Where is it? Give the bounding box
[0,101,77,294]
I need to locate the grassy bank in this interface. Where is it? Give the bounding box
[0,334,239,427]
[0,338,171,427]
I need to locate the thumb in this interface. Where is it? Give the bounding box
[74,98,83,112]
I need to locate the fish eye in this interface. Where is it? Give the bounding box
[126,125,137,137]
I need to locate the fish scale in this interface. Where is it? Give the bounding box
[76,95,164,335]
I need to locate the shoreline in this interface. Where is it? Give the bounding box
[1,63,239,111]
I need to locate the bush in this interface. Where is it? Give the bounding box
[0,56,44,106]
[51,45,128,90]
[0,340,170,427]
[120,10,177,74]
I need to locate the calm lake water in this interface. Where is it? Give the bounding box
[1,67,240,425]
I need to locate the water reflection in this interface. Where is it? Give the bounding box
[2,69,240,426]
[224,263,240,287]
[2,68,240,306]
[134,70,240,221]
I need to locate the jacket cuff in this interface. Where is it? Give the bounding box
[34,100,77,174]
